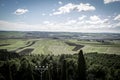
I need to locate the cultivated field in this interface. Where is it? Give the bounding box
[0,39,120,55]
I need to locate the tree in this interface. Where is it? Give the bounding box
[61,59,67,80]
[77,50,86,80]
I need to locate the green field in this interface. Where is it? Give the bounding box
[0,39,120,55]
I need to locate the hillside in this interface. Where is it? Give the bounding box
[0,39,120,55]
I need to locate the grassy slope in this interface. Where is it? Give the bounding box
[30,39,76,54]
[68,39,120,54]
[0,39,26,51]
[0,39,120,54]
[0,39,76,54]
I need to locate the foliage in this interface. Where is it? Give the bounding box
[0,50,120,80]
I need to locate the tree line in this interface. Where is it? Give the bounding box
[0,49,120,80]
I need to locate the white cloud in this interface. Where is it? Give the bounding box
[76,3,95,12]
[43,21,50,24]
[90,15,100,21]
[42,13,46,16]
[87,15,109,26]
[78,15,87,20]
[14,8,28,15]
[53,3,95,15]
[49,13,53,16]
[66,20,77,25]
[104,0,120,4]
[114,14,120,21]
[58,1,63,5]
[0,20,34,31]
[0,20,55,31]
[53,3,75,15]
[115,22,120,27]
[52,9,55,11]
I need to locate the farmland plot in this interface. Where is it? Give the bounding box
[0,39,120,55]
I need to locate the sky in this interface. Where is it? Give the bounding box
[0,0,120,33]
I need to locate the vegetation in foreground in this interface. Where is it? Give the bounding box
[0,49,120,80]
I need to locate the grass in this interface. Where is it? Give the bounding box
[0,39,120,55]
[0,39,26,51]
[31,39,75,55]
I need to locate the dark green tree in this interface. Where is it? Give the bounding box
[77,50,86,80]
[61,59,67,80]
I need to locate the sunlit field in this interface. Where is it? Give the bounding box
[0,39,120,55]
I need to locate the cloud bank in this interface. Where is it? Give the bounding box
[104,0,120,4]
[53,3,95,15]
[0,15,120,33]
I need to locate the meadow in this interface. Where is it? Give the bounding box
[0,38,120,55]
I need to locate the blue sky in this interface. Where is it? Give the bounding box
[0,0,120,33]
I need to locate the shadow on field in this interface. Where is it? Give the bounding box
[14,40,37,52]
[0,44,10,46]
[65,42,84,51]
[19,48,34,55]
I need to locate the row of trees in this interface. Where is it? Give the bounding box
[0,49,120,80]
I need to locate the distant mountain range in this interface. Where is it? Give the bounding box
[0,31,120,40]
